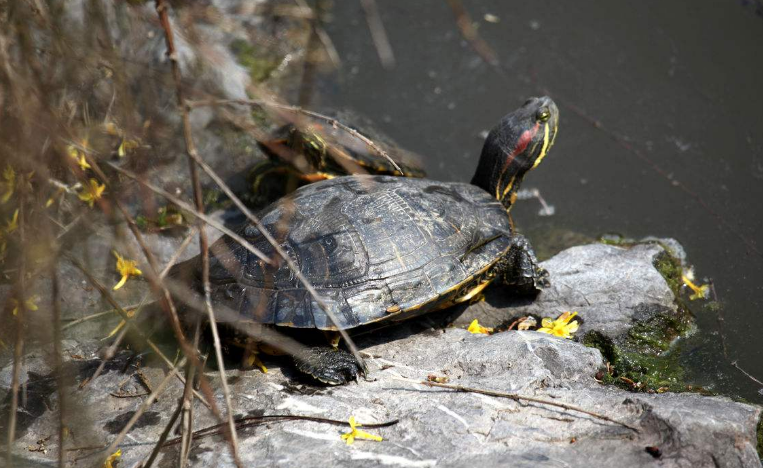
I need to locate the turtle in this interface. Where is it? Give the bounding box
[176,96,559,385]
[248,111,426,207]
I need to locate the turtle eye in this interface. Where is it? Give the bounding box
[536,108,550,123]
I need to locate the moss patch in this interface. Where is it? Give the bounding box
[583,242,697,394]
[230,39,281,83]
[584,331,688,393]
[652,249,683,297]
[757,412,763,461]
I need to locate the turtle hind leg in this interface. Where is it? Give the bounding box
[497,234,550,294]
[294,347,366,386]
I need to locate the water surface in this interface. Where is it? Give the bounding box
[321,0,763,402]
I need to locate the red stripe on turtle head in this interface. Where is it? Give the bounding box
[499,121,540,182]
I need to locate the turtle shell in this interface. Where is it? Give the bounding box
[204,175,512,330]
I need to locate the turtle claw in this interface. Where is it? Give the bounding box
[294,347,366,386]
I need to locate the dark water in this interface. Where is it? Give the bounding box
[320,1,763,402]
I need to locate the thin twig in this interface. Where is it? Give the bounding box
[360,0,395,69]
[178,317,202,468]
[103,162,272,264]
[74,153,218,414]
[141,398,183,468]
[294,0,340,67]
[163,277,311,363]
[63,254,209,407]
[159,226,198,279]
[158,113,368,370]
[83,325,130,388]
[104,158,365,368]
[5,198,27,467]
[61,308,127,331]
[187,98,405,176]
[99,356,187,464]
[154,1,242,465]
[51,251,65,468]
[411,379,640,433]
[445,0,500,68]
[730,361,763,388]
[162,414,400,447]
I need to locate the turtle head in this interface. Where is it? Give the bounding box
[470,96,559,210]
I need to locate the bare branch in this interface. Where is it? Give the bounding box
[154,1,242,464]
[411,379,640,433]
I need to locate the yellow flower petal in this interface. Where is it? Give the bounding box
[340,416,383,445]
[112,251,141,290]
[10,295,39,316]
[113,275,128,290]
[117,139,140,158]
[78,178,105,207]
[682,272,709,301]
[105,320,126,339]
[1,165,16,203]
[103,449,121,468]
[537,311,580,339]
[467,319,492,335]
[6,209,19,233]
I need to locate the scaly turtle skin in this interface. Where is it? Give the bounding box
[179,97,559,385]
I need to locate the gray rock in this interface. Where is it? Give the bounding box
[2,241,760,467]
[454,242,678,340]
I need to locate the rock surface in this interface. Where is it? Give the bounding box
[1,241,760,467]
[452,242,681,338]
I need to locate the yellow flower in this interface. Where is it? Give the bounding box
[11,295,39,316]
[537,311,579,339]
[5,209,19,233]
[67,143,91,171]
[467,319,493,335]
[340,416,383,445]
[66,139,92,171]
[117,138,140,158]
[681,269,709,301]
[1,164,15,203]
[113,251,142,290]
[103,449,121,468]
[78,178,105,207]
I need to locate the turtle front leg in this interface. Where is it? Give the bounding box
[294,347,367,386]
[497,234,550,294]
